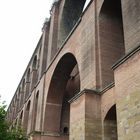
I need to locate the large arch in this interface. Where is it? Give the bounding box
[58,0,89,46]
[104,105,118,140]
[44,53,80,139]
[99,0,125,88]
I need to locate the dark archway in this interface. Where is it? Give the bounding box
[104,105,118,140]
[20,79,25,107]
[44,53,80,139]
[31,55,38,90]
[19,111,23,126]
[25,68,31,99]
[33,91,39,131]
[99,0,125,88]
[59,0,88,46]
[24,101,31,133]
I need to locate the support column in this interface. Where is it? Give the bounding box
[69,89,102,140]
[47,1,59,65]
[38,21,49,79]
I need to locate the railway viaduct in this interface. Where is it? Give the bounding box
[7,0,140,140]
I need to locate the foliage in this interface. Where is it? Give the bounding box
[0,96,28,140]
[7,126,28,140]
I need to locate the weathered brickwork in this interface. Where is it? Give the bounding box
[7,0,140,140]
[114,49,140,140]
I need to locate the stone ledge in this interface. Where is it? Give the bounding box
[68,83,115,103]
[100,82,115,94]
[41,131,61,137]
[112,45,140,70]
[68,89,99,103]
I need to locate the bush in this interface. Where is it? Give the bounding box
[0,96,28,140]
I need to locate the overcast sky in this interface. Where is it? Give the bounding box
[0,0,53,105]
[0,0,90,106]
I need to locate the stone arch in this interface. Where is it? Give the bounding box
[27,68,31,82]
[17,88,21,110]
[24,100,31,133]
[11,101,15,120]
[58,0,89,46]
[14,118,18,128]
[15,94,19,115]
[25,68,31,99]
[31,55,38,90]
[44,53,80,139]
[32,55,38,69]
[104,105,118,140]
[99,0,125,88]
[19,110,23,126]
[20,79,25,106]
[33,91,39,130]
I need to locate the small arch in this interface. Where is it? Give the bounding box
[15,118,18,128]
[33,91,39,130]
[11,102,16,121]
[18,88,21,109]
[15,93,19,115]
[25,68,31,99]
[26,100,31,111]
[104,105,118,140]
[27,68,31,82]
[32,55,38,69]
[63,126,69,134]
[31,55,38,90]
[20,79,25,106]
[19,110,23,126]
[20,111,23,119]
[36,91,39,99]
[22,79,25,92]
[24,100,31,133]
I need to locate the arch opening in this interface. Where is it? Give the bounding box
[99,0,125,88]
[33,91,39,130]
[104,105,118,140]
[25,68,31,99]
[31,55,38,90]
[19,111,23,126]
[59,0,90,46]
[24,101,31,133]
[44,53,80,139]
[33,55,37,69]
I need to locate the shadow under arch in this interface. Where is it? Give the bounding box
[58,0,87,46]
[104,104,118,140]
[99,0,125,88]
[44,53,80,138]
[24,100,31,133]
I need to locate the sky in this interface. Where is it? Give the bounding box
[0,0,53,105]
[0,0,90,106]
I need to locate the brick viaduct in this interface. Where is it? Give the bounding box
[7,0,140,140]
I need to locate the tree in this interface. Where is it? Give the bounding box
[0,96,28,140]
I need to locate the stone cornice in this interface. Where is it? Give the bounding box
[112,45,140,70]
[69,83,115,104]
[68,89,99,103]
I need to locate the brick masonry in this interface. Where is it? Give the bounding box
[6,0,140,140]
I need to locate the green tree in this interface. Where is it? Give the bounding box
[0,96,28,140]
